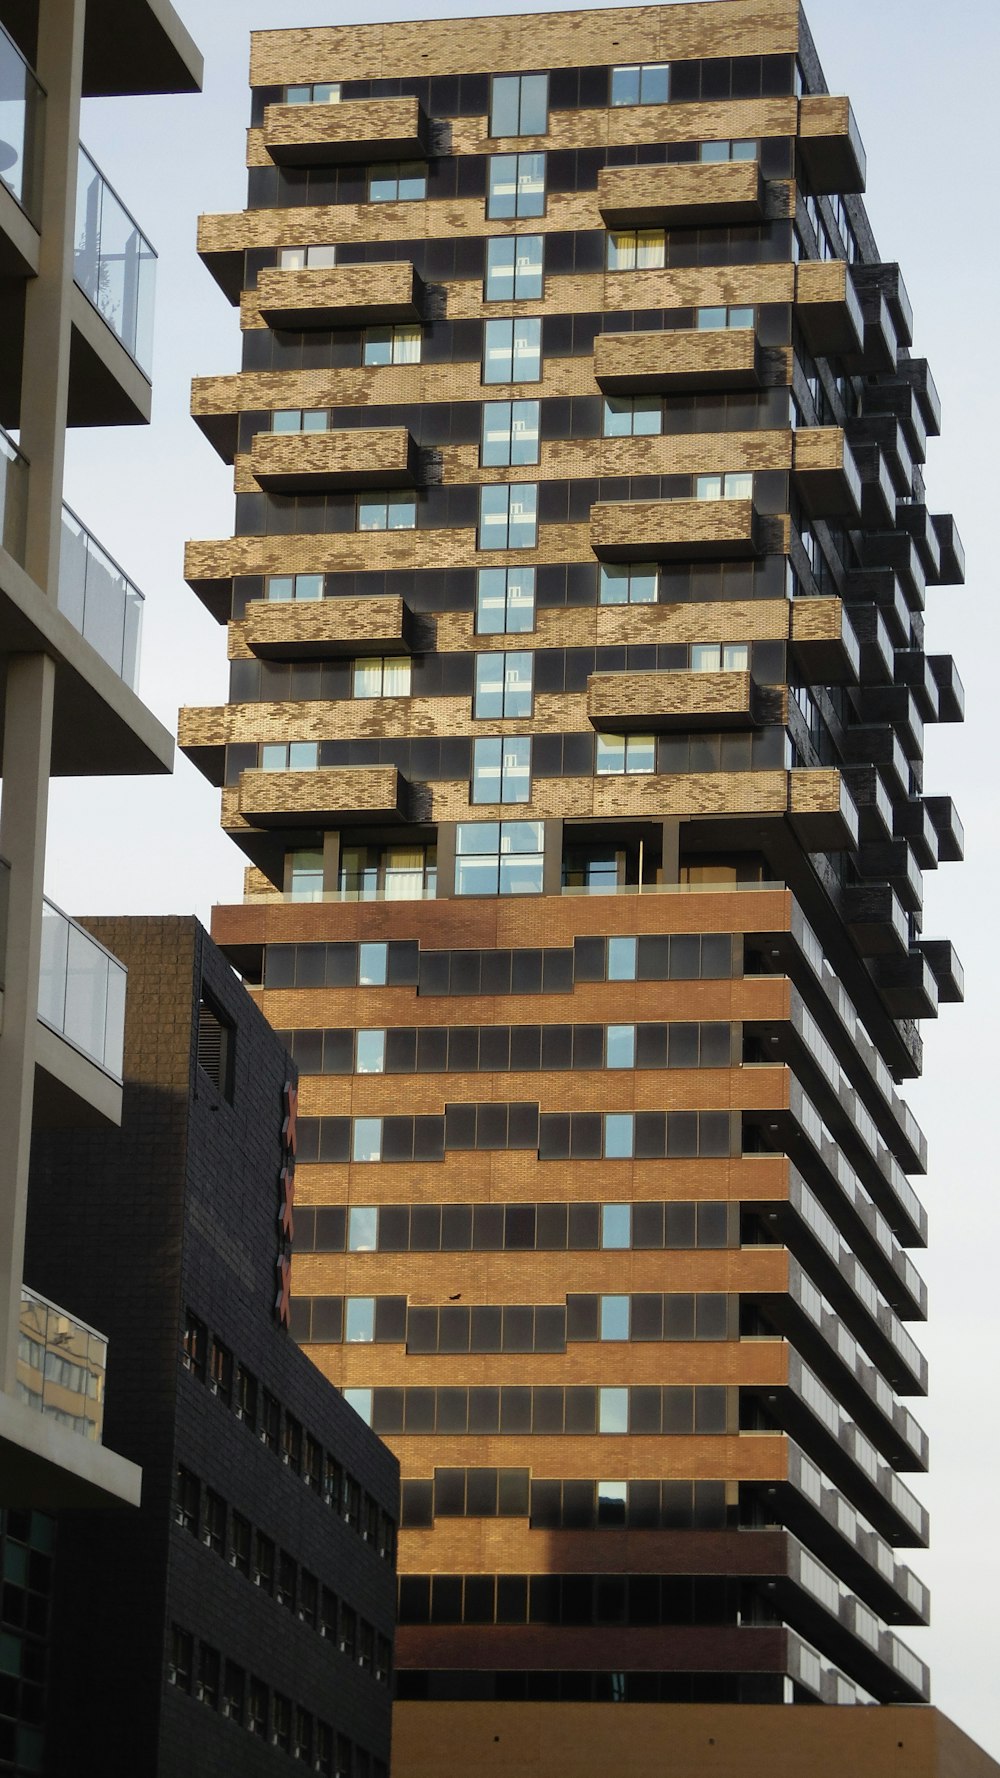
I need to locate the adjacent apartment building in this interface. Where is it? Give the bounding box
[23,918,397,1778]
[0,0,200,1512]
[183,0,966,1727]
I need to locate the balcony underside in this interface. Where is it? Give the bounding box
[0,1389,140,1509]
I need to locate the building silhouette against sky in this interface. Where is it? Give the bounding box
[181,0,979,1757]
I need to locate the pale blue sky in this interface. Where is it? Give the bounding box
[47,0,1000,1754]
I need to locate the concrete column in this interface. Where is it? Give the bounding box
[0,653,56,1391]
[18,0,87,596]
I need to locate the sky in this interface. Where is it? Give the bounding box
[48,0,1000,1755]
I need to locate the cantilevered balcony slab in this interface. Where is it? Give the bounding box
[795,260,864,359]
[924,795,964,863]
[841,883,909,956]
[788,768,859,852]
[263,96,428,166]
[872,951,939,1020]
[241,594,414,660]
[597,158,763,228]
[792,428,862,519]
[931,514,965,585]
[81,0,203,97]
[587,668,767,731]
[0,1389,141,1509]
[789,598,860,684]
[797,95,867,193]
[256,262,423,330]
[250,427,418,493]
[234,765,411,827]
[920,939,964,1004]
[594,326,763,394]
[590,497,763,562]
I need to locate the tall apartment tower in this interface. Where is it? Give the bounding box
[183,0,967,1722]
[0,0,200,1525]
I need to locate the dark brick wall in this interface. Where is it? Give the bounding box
[25,917,397,1778]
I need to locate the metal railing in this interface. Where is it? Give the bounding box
[0,22,43,223]
[16,1285,106,1442]
[37,898,126,1079]
[74,146,156,373]
[0,423,27,565]
[58,504,143,688]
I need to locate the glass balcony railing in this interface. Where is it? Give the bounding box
[38,898,126,1079]
[58,505,143,688]
[16,1286,106,1441]
[74,146,156,374]
[0,22,44,224]
[0,423,27,565]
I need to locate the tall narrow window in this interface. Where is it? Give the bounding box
[489,73,549,137]
[478,484,538,549]
[473,652,533,718]
[471,737,532,804]
[483,317,542,384]
[476,566,536,634]
[485,236,544,301]
[197,991,234,1100]
[287,849,324,901]
[487,153,546,218]
[481,399,540,466]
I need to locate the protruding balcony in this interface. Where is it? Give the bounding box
[0,21,43,268]
[35,898,127,1126]
[594,326,763,393]
[861,382,926,465]
[262,95,429,166]
[597,157,763,228]
[71,146,156,423]
[590,496,763,561]
[0,426,28,564]
[894,651,939,724]
[58,506,143,689]
[895,799,938,871]
[797,95,867,193]
[2,1285,140,1508]
[795,260,864,359]
[792,428,862,519]
[249,426,418,493]
[841,883,909,957]
[901,359,942,438]
[17,1287,106,1442]
[788,769,859,852]
[789,598,860,684]
[852,444,897,529]
[241,593,414,660]
[232,765,412,828]
[872,952,939,1021]
[924,795,964,863]
[931,514,965,585]
[896,504,941,584]
[255,261,423,330]
[853,263,913,348]
[587,668,768,731]
[919,939,964,1004]
[927,655,964,723]
[857,840,922,915]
